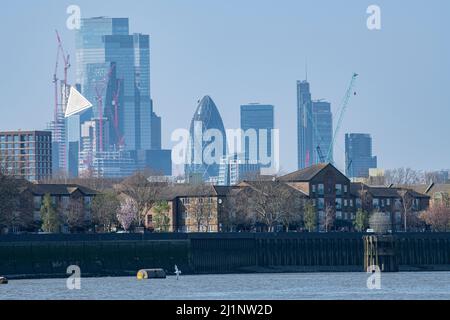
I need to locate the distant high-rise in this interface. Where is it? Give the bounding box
[218,153,261,186]
[75,17,155,151]
[345,133,377,178]
[151,111,162,150]
[297,80,313,169]
[65,17,168,178]
[240,104,274,167]
[0,131,52,182]
[185,96,227,181]
[312,101,333,164]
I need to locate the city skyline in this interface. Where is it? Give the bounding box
[1,0,449,173]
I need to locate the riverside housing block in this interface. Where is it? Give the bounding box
[2,163,430,234]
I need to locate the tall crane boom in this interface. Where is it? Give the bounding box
[326,73,358,163]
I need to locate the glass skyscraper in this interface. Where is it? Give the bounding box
[66,17,167,178]
[74,17,154,152]
[312,101,333,164]
[345,133,378,178]
[297,80,313,169]
[185,96,227,182]
[240,104,274,168]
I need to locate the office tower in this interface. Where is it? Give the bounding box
[67,17,167,177]
[0,131,52,182]
[47,81,69,175]
[134,149,172,176]
[240,104,274,168]
[90,151,136,178]
[185,96,227,182]
[75,17,155,151]
[345,133,377,178]
[151,111,162,150]
[312,101,333,164]
[218,153,261,186]
[297,80,313,169]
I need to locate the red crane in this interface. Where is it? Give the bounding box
[112,80,125,147]
[55,30,71,88]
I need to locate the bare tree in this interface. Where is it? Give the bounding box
[116,171,161,227]
[420,203,450,232]
[0,174,34,233]
[245,180,299,232]
[399,190,414,232]
[323,203,336,232]
[221,188,254,232]
[385,168,424,186]
[185,184,216,232]
[66,197,85,233]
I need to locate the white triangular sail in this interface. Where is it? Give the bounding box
[65,86,93,118]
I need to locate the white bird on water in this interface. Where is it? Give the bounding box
[174,265,182,280]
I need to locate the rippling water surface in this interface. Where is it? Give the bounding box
[1,272,450,300]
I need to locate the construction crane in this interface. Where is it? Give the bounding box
[112,79,125,147]
[52,30,71,169]
[326,73,359,163]
[316,145,325,163]
[55,30,70,90]
[303,101,327,164]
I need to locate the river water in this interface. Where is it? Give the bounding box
[1,272,450,300]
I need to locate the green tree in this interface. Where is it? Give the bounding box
[91,191,120,232]
[353,209,369,232]
[153,201,171,232]
[40,194,60,233]
[304,201,317,232]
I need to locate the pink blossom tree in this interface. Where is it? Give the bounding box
[117,198,137,232]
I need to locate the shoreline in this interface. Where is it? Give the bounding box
[5,265,450,281]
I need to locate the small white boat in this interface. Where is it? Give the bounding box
[0,277,8,285]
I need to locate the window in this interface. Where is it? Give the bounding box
[336,211,342,219]
[373,198,380,208]
[84,197,92,208]
[344,185,348,194]
[33,196,42,210]
[336,184,342,196]
[61,196,70,208]
[336,198,342,210]
[386,198,391,206]
[344,199,348,207]
[318,198,325,210]
[312,184,316,193]
[318,184,324,195]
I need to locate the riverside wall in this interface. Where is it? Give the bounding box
[1,232,449,278]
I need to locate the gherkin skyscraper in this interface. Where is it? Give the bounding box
[185,96,227,182]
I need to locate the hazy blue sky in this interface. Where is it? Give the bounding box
[0,0,449,173]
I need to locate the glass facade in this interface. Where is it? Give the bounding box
[75,18,154,152]
[312,101,333,164]
[68,17,165,177]
[185,96,227,181]
[345,133,378,178]
[240,104,274,168]
[297,80,313,169]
